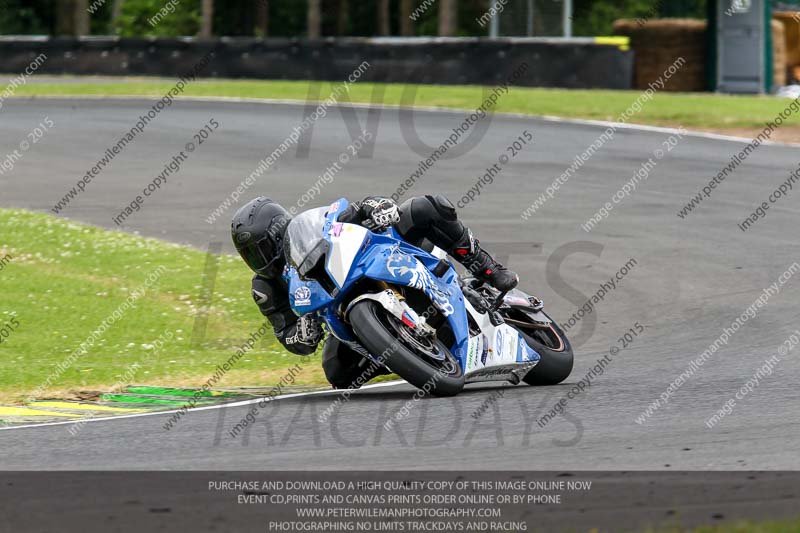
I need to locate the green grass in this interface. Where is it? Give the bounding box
[13,77,800,131]
[0,208,327,403]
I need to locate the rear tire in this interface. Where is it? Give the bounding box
[512,319,573,386]
[349,300,465,396]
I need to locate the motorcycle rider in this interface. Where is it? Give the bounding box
[231,195,518,389]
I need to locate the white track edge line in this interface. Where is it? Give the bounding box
[0,380,405,432]
[15,94,800,147]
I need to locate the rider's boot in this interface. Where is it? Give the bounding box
[451,230,519,292]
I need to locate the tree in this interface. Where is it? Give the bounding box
[255,0,269,37]
[399,0,414,36]
[438,0,456,36]
[307,0,321,37]
[55,0,71,35]
[55,0,89,36]
[199,0,213,38]
[377,0,390,35]
[336,0,348,35]
[111,0,125,29]
[74,0,90,35]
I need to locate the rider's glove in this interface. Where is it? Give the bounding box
[360,197,400,232]
[286,314,324,348]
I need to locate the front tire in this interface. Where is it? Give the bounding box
[349,300,465,396]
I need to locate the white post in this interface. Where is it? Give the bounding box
[489,4,499,38]
[527,0,534,36]
[563,0,573,37]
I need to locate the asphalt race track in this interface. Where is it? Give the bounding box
[1,97,799,479]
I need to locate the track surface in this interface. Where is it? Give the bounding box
[1,98,799,474]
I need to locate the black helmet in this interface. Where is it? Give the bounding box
[231,197,292,278]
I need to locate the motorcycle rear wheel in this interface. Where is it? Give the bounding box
[349,300,465,397]
[502,309,574,385]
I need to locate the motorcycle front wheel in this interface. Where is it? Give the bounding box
[349,300,465,397]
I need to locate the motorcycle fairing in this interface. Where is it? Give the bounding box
[283,197,537,380]
[462,299,540,382]
[285,199,470,366]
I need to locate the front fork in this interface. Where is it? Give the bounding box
[344,287,437,339]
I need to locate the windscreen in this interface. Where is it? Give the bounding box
[285,206,329,276]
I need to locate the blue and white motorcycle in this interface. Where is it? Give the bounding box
[284,199,573,396]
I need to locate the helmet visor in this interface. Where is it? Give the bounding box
[240,237,275,274]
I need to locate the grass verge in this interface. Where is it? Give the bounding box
[0,208,329,404]
[11,77,800,142]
